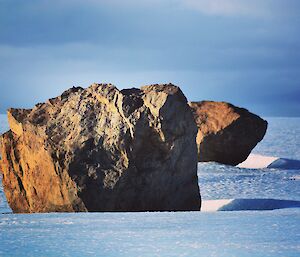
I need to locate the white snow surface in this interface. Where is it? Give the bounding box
[0,115,300,256]
[238,154,300,170]
[237,154,279,169]
[252,117,300,160]
[201,199,234,212]
[0,210,299,257]
[202,199,300,212]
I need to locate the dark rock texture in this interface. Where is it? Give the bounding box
[0,83,200,213]
[189,101,268,166]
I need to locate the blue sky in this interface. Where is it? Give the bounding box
[0,0,299,116]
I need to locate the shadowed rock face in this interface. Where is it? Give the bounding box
[0,83,200,213]
[189,101,268,166]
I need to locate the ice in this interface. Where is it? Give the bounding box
[237,154,279,169]
[252,117,300,160]
[0,115,11,213]
[0,114,9,135]
[268,158,300,170]
[290,175,300,181]
[202,199,300,212]
[198,162,300,201]
[0,210,299,257]
[201,199,234,212]
[0,116,300,256]
[0,175,11,214]
[238,154,300,170]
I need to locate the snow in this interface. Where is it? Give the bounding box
[268,158,300,170]
[198,162,300,201]
[0,116,300,256]
[252,117,300,160]
[202,199,300,212]
[0,114,8,135]
[201,199,233,212]
[238,154,300,170]
[237,154,279,169]
[0,210,299,257]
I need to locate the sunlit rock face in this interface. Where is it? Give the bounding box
[0,83,200,213]
[189,101,268,166]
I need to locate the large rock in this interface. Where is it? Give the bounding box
[189,101,268,166]
[0,83,200,213]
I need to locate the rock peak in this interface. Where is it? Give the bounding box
[0,83,200,213]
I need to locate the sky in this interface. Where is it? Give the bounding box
[0,0,299,116]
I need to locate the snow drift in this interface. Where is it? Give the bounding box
[201,198,300,212]
[237,154,300,170]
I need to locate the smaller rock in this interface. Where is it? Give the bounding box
[189,101,268,166]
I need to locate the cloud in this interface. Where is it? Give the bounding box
[45,0,300,18]
[0,0,300,116]
[183,0,262,17]
[6,0,297,19]
[182,0,300,18]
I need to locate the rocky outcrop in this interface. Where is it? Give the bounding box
[189,101,268,166]
[0,83,200,213]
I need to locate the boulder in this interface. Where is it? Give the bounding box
[0,83,200,213]
[189,101,268,166]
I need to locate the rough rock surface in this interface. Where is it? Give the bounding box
[0,83,200,213]
[189,101,268,166]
